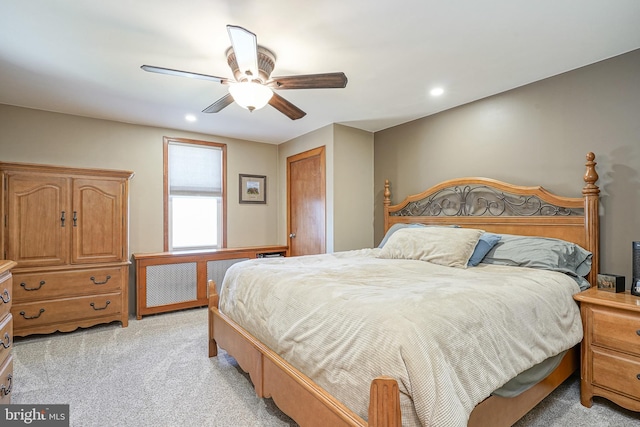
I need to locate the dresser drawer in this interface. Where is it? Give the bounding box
[591,306,640,355]
[13,267,124,303]
[0,314,12,366]
[0,354,12,404]
[0,273,12,320]
[593,346,640,399]
[12,293,122,330]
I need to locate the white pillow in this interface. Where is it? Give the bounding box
[378,227,484,268]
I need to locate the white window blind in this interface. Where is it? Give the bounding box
[167,141,224,251]
[169,143,222,195]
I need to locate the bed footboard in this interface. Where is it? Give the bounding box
[207,280,401,427]
[207,279,577,427]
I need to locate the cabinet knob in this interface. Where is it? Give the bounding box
[637,374,640,381]
[19,309,45,320]
[1,332,10,349]
[90,300,111,311]
[0,374,12,397]
[20,280,45,291]
[636,330,640,336]
[90,275,111,285]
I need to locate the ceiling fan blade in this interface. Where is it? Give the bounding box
[227,25,259,80]
[268,93,306,120]
[268,72,348,90]
[202,93,235,113]
[141,65,228,84]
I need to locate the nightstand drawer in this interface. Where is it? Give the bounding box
[593,347,640,399]
[0,276,12,320]
[592,306,640,355]
[0,314,12,366]
[0,354,12,404]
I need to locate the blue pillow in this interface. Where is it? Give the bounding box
[467,233,502,266]
[480,234,593,290]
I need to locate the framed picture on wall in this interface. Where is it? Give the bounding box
[239,174,266,204]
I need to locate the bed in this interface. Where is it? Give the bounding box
[208,152,600,427]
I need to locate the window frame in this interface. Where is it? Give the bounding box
[163,136,227,251]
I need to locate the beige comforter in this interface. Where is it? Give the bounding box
[219,248,583,427]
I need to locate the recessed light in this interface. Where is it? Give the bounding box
[430,87,444,97]
[185,114,197,122]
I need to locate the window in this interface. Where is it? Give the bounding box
[164,137,226,251]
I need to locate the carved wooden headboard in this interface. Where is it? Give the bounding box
[383,152,600,286]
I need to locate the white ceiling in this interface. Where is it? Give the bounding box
[1,1,639,145]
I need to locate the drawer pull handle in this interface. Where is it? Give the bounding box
[0,289,9,304]
[1,332,10,349]
[20,280,45,291]
[637,374,640,381]
[19,309,45,320]
[90,300,111,311]
[637,330,640,336]
[0,373,12,397]
[90,275,111,285]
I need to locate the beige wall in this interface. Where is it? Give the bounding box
[0,104,280,252]
[333,125,374,251]
[374,49,640,286]
[278,123,374,252]
[278,124,334,249]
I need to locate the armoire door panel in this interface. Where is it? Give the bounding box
[5,174,70,267]
[72,179,124,264]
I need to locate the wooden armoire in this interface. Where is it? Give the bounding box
[0,162,134,337]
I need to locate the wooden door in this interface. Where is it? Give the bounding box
[72,178,125,264]
[287,146,326,256]
[4,173,70,267]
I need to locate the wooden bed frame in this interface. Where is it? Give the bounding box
[208,152,600,427]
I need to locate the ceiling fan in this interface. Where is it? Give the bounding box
[141,25,348,120]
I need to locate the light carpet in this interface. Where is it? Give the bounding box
[11,308,640,427]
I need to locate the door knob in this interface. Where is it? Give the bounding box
[289,233,296,238]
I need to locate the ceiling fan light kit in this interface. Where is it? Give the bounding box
[141,25,347,120]
[229,81,273,111]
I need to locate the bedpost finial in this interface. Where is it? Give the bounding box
[583,152,599,195]
[384,180,391,206]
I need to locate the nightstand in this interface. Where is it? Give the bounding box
[0,260,16,404]
[573,287,640,412]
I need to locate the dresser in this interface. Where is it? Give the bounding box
[573,287,640,412]
[0,162,133,337]
[0,260,16,404]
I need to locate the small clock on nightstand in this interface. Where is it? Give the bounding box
[573,288,640,412]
